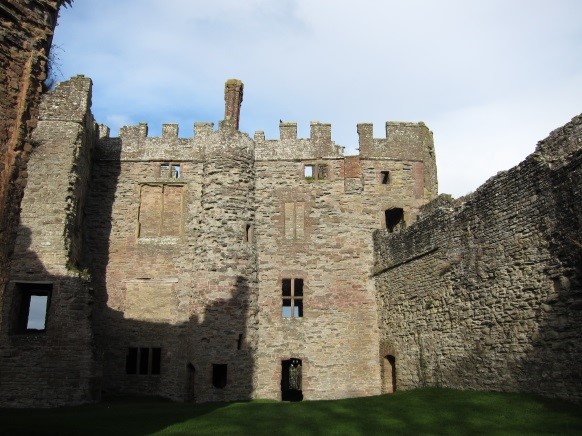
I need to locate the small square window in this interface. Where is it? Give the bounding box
[171,164,181,179]
[304,164,328,181]
[13,283,52,333]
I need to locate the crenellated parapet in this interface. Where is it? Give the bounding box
[97,118,254,162]
[357,121,434,161]
[254,121,344,160]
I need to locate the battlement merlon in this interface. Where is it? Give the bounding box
[357,121,434,161]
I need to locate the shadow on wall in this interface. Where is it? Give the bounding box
[0,225,99,407]
[80,138,257,403]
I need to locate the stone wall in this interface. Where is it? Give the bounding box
[1,74,437,405]
[0,0,64,298]
[373,114,582,401]
[0,75,99,407]
[84,90,260,402]
[253,120,436,400]
[80,78,437,402]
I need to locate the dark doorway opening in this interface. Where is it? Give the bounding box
[281,358,303,401]
[383,354,397,393]
[212,364,227,389]
[186,363,195,401]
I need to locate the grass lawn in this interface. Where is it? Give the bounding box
[1,388,581,435]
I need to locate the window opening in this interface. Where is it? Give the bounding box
[212,364,227,388]
[14,283,52,333]
[126,347,161,375]
[126,348,138,375]
[160,162,181,178]
[244,224,252,243]
[237,333,243,350]
[317,164,328,180]
[160,163,170,178]
[304,164,328,180]
[380,171,390,184]
[281,358,303,401]
[282,278,303,318]
[385,208,405,233]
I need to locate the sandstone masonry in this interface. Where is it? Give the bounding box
[0,76,438,406]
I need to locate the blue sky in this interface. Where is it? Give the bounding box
[52,0,582,197]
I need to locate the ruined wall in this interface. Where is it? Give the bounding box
[253,120,437,400]
[0,75,98,407]
[374,114,582,401]
[0,0,65,299]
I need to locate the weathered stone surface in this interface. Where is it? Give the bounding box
[0,0,63,318]
[374,114,582,402]
[0,75,98,407]
[0,74,437,406]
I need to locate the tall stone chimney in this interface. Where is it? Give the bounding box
[224,79,244,130]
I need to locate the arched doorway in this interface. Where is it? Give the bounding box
[281,358,303,401]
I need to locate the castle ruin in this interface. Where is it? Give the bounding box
[0,74,580,406]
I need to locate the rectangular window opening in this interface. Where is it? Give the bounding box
[304,164,328,180]
[380,171,390,184]
[171,164,181,179]
[14,283,52,333]
[212,364,228,388]
[139,347,150,375]
[282,278,304,319]
[126,347,161,375]
[160,163,170,178]
[160,163,182,179]
[126,347,138,375]
[244,223,252,243]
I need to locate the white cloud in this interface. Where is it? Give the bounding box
[53,0,582,197]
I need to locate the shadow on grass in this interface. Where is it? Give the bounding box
[0,389,581,435]
[0,396,228,436]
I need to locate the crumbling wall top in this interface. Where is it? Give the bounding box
[38,75,92,123]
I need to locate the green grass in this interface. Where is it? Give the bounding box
[1,388,581,435]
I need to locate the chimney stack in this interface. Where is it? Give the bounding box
[224,79,244,130]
